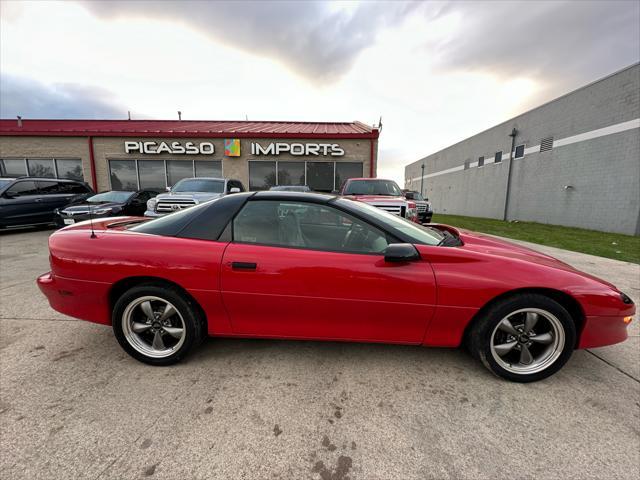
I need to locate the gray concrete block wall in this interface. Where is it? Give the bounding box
[405,63,640,235]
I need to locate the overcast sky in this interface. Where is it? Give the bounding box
[1,0,638,183]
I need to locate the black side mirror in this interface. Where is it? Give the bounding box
[3,192,15,199]
[384,243,420,263]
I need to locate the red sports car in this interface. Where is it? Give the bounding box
[37,191,635,382]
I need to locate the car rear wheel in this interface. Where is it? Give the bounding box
[112,284,205,365]
[467,294,576,382]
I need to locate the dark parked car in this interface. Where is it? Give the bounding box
[403,190,432,224]
[55,190,159,227]
[0,177,93,229]
[269,185,311,192]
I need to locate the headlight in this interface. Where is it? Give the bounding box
[92,207,113,215]
[426,202,432,211]
[147,198,157,211]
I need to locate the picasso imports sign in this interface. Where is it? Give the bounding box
[251,142,344,156]
[124,141,215,155]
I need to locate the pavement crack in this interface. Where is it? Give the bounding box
[586,349,639,383]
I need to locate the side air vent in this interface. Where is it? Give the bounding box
[540,137,554,152]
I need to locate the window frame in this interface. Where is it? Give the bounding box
[108,159,224,191]
[231,199,396,256]
[494,151,503,164]
[514,144,526,159]
[0,158,83,180]
[248,160,365,192]
[5,180,40,197]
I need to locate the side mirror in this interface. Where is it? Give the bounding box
[229,187,241,193]
[383,243,420,263]
[165,186,171,192]
[3,191,16,199]
[425,198,429,201]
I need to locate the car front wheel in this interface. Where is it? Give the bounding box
[467,294,577,382]
[112,284,204,365]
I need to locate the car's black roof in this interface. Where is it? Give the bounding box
[252,191,336,203]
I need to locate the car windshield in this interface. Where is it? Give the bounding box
[87,191,134,203]
[0,179,13,188]
[335,198,445,246]
[343,180,402,196]
[172,179,224,193]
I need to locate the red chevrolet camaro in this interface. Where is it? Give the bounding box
[37,191,635,382]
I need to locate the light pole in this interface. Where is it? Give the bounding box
[420,163,425,196]
[503,127,518,221]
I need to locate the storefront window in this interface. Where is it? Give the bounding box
[306,162,334,192]
[27,159,55,178]
[277,162,305,186]
[195,161,222,178]
[0,159,27,177]
[249,161,276,190]
[335,162,363,191]
[109,160,138,190]
[167,160,193,186]
[56,159,83,181]
[138,160,166,191]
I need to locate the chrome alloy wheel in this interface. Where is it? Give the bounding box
[489,308,565,375]
[121,296,186,359]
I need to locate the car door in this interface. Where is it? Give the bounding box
[0,180,46,226]
[220,199,437,343]
[37,180,90,216]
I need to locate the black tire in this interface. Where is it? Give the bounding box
[466,293,576,382]
[112,283,205,366]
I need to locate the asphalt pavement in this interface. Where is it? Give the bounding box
[0,227,638,480]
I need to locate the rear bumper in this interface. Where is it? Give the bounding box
[578,314,634,349]
[37,272,112,325]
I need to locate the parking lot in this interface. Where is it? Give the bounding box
[0,227,638,480]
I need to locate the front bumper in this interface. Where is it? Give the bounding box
[55,212,112,227]
[578,314,634,348]
[419,211,433,224]
[143,210,166,218]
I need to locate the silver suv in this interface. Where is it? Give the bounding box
[144,177,245,217]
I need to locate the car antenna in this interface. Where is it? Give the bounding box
[88,197,96,238]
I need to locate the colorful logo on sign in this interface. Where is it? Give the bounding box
[224,139,241,157]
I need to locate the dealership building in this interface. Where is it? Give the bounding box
[0,120,379,193]
[405,63,640,235]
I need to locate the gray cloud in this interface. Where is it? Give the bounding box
[431,1,640,93]
[80,0,432,84]
[0,73,125,119]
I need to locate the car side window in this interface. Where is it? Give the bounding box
[233,200,389,254]
[37,181,62,194]
[63,182,91,194]
[5,181,39,197]
[227,180,244,193]
[136,191,152,202]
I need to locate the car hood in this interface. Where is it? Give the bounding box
[345,194,406,203]
[155,192,223,202]
[62,201,124,212]
[452,227,617,288]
